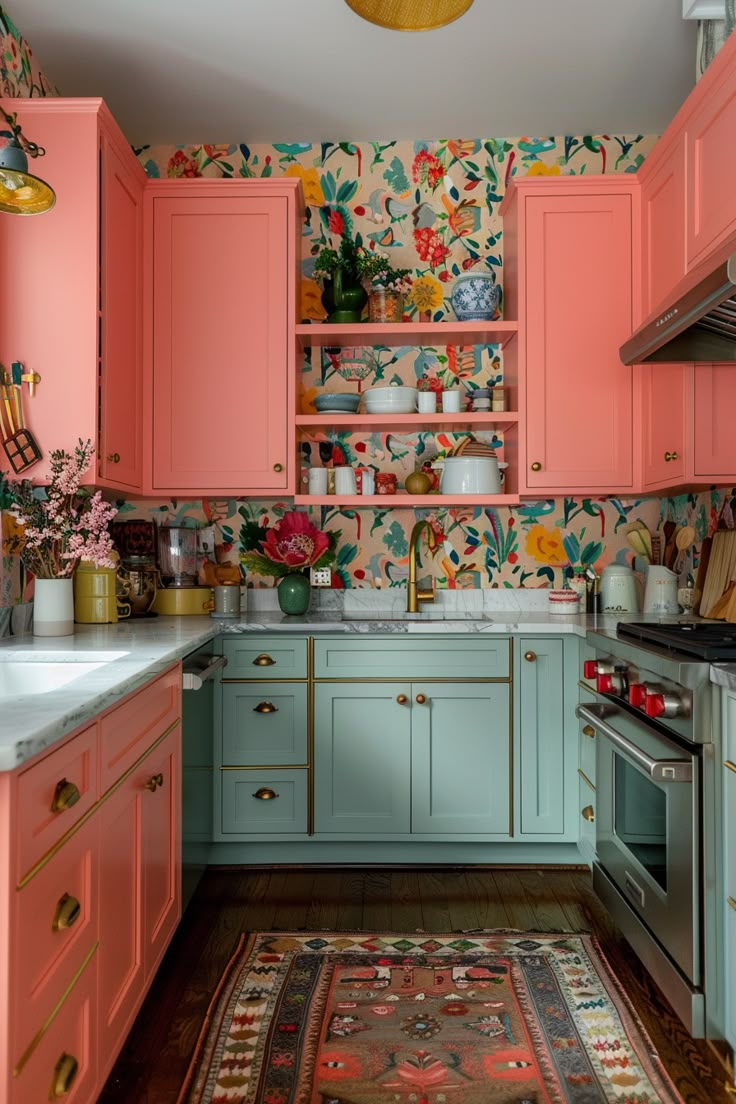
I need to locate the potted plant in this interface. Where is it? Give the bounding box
[312,234,367,323]
[240,510,340,616]
[355,249,413,323]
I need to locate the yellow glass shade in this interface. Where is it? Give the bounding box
[344,0,474,31]
[0,166,55,214]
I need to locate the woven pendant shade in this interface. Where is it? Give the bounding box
[344,0,474,31]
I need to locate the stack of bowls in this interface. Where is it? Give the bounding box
[362,385,418,414]
[314,393,361,414]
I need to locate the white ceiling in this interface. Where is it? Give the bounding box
[9,0,698,147]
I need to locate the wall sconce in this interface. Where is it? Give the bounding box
[0,105,55,215]
[344,0,474,31]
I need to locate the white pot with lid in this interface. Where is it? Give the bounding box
[600,563,639,613]
[437,456,508,495]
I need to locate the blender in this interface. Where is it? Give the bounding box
[153,524,213,615]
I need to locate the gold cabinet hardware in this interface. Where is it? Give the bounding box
[50,1052,78,1098]
[273,462,283,472]
[396,694,408,705]
[254,701,278,714]
[530,461,542,472]
[52,893,81,932]
[144,772,164,792]
[664,451,679,462]
[725,760,736,774]
[253,787,278,800]
[581,804,595,823]
[415,694,427,704]
[524,651,536,662]
[253,653,276,666]
[50,779,81,814]
[582,724,596,739]
[106,452,120,463]
[728,896,736,912]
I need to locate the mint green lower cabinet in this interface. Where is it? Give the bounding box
[411,683,510,835]
[220,769,308,834]
[222,683,308,766]
[314,684,412,833]
[723,689,736,1051]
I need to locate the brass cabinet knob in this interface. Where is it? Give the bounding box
[727,896,736,912]
[50,1053,79,1098]
[254,701,278,714]
[253,653,276,666]
[106,452,120,463]
[52,893,81,932]
[273,462,283,472]
[524,651,536,662]
[531,461,542,472]
[415,694,427,704]
[582,724,596,739]
[664,451,679,462]
[253,787,278,800]
[581,804,595,823]
[725,760,736,774]
[50,779,81,814]
[396,694,408,705]
[144,772,164,792]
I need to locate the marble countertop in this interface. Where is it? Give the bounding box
[0,594,677,771]
[710,664,736,691]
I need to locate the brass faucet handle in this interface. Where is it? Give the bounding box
[417,584,435,604]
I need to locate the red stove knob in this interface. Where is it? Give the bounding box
[597,673,614,693]
[629,683,647,708]
[644,691,666,718]
[583,660,598,679]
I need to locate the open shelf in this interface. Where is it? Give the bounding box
[296,412,519,431]
[296,320,519,349]
[294,492,520,507]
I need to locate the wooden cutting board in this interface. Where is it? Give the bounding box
[700,529,736,619]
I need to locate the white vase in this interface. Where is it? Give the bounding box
[33,578,75,637]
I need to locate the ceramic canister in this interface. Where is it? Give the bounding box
[643,565,679,614]
[600,563,639,613]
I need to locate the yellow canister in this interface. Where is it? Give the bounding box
[74,556,131,623]
[151,586,213,616]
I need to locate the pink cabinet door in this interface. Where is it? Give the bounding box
[524,193,634,491]
[638,363,688,489]
[151,192,291,494]
[687,55,736,268]
[693,364,736,478]
[641,139,687,320]
[98,130,144,490]
[140,725,181,981]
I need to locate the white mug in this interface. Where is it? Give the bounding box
[441,389,461,413]
[308,468,328,494]
[334,466,357,495]
[417,391,437,413]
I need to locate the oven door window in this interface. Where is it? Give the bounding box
[614,753,667,891]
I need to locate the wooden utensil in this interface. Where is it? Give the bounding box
[673,525,696,574]
[662,521,678,570]
[701,529,736,619]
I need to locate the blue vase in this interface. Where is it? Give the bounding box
[450,274,501,321]
[277,572,311,616]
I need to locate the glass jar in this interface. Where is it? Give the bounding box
[368,288,404,323]
[375,472,398,495]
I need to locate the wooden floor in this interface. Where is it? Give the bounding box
[99,866,734,1103]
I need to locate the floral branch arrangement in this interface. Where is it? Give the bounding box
[5,440,118,579]
[313,233,412,294]
[240,510,340,580]
[355,249,413,294]
[312,233,362,286]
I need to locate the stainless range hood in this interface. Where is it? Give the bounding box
[620,253,736,364]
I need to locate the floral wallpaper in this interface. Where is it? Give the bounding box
[0,6,56,97]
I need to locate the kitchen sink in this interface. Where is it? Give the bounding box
[341,610,491,622]
[0,651,128,697]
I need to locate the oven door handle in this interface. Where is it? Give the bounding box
[575,704,693,782]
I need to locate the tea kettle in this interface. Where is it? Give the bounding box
[600,563,638,613]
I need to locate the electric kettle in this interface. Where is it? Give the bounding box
[600,563,639,613]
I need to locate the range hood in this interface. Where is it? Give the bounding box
[620,253,736,364]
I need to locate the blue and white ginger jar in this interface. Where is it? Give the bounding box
[450,274,500,321]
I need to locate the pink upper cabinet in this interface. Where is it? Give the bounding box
[503,179,636,494]
[639,138,687,322]
[145,180,302,497]
[0,99,146,491]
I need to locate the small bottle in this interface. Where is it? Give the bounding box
[570,567,587,603]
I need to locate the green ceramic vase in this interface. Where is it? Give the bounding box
[277,572,311,616]
[321,269,367,323]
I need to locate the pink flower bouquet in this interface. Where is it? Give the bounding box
[241,510,339,580]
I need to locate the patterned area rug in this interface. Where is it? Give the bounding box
[178,930,684,1104]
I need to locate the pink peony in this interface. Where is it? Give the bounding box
[261,511,329,570]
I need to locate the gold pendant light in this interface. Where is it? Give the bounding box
[344,0,474,31]
[0,107,55,215]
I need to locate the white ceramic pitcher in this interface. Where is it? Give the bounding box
[643,565,679,614]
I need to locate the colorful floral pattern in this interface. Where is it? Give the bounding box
[0,6,56,97]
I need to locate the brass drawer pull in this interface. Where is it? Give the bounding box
[725,760,736,774]
[728,896,736,912]
[144,772,164,792]
[106,452,120,463]
[50,779,81,814]
[396,694,408,705]
[50,1052,78,1098]
[415,694,427,704]
[581,804,595,823]
[254,701,278,714]
[253,787,279,800]
[531,461,542,472]
[582,724,596,739]
[52,893,81,932]
[253,653,276,666]
[524,651,536,662]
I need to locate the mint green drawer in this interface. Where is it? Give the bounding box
[223,636,308,679]
[222,683,308,766]
[220,769,308,835]
[314,636,510,680]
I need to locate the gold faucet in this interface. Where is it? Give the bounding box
[407,520,437,613]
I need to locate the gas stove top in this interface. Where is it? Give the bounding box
[617,621,736,661]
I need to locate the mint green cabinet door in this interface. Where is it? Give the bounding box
[314,684,411,833]
[411,683,511,835]
[222,683,308,766]
[516,638,566,835]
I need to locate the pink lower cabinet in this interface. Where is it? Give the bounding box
[501,178,636,494]
[693,364,736,481]
[0,665,182,1104]
[145,179,302,496]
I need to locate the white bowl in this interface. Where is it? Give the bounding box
[362,385,418,414]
